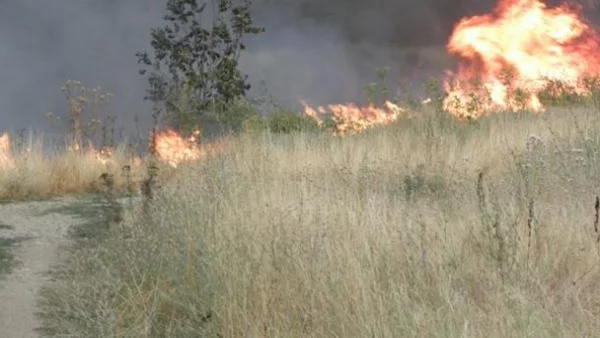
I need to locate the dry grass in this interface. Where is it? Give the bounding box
[0,138,147,201]
[38,106,600,337]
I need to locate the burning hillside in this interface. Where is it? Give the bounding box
[152,129,203,168]
[303,0,600,127]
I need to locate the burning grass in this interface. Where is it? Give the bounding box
[301,0,600,125]
[302,100,412,136]
[38,106,600,337]
[0,127,222,201]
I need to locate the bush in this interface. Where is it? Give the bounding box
[241,114,269,133]
[136,0,265,131]
[268,111,320,133]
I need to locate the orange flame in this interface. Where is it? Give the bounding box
[0,132,14,168]
[81,140,115,165]
[153,129,203,167]
[302,101,408,136]
[444,0,600,119]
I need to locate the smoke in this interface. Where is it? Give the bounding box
[0,0,597,132]
[0,1,163,133]
[238,0,498,108]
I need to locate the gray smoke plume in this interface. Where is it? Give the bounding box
[0,1,164,134]
[0,0,597,133]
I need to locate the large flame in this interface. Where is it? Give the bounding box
[302,101,409,136]
[153,129,203,167]
[444,0,600,119]
[0,132,14,168]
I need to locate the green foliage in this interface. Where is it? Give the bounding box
[364,66,391,105]
[536,76,600,110]
[241,114,269,133]
[538,78,586,107]
[215,99,264,133]
[402,164,447,202]
[136,0,265,131]
[425,78,446,113]
[0,237,21,278]
[268,111,320,133]
[583,76,600,110]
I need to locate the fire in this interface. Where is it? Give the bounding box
[153,129,203,167]
[302,101,409,136]
[444,0,600,119]
[67,140,116,166]
[81,140,115,165]
[0,132,14,168]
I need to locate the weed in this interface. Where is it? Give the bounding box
[268,111,320,133]
[0,237,20,278]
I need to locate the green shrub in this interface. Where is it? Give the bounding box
[136,0,265,130]
[268,111,320,133]
[241,114,269,133]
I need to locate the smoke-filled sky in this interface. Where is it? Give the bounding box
[0,0,597,132]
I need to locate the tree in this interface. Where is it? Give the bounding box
[137,0,264,131]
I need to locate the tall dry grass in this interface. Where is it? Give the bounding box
[0,135,146,200]
[39,107,600,337]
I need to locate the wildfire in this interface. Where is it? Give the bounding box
[88,143,115,166]
[152,129,203,167]
[0,132,14,168]
[0,128,210,170]
[302,100,409,136]
[444,0,600,119]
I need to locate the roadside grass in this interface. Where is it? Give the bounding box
[0,220,22,279]
[0,238,18,277]
[0,236,29,279]
[35,105,600,337]
[39,196,121,243]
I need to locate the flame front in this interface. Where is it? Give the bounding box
[153,129,203,167]
[82,140,115,166]
[444,0,600,119]
[303,101,408,136]
[0,132,14,168]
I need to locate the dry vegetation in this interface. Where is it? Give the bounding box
[0,141,146,201]
[35,105,600,337]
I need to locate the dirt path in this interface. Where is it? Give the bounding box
[0,198,82,338]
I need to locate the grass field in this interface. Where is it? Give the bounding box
[32,104,600,337]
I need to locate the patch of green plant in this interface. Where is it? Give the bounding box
[583,76,600,110]
[137,0,265,132]
[40,199,111,242]
[242,114,269,133]
[402,164,448,202]
[41,178,126,244]
[216,99,264,133]
[0,237,27,278]
[0,223,13,230]
[364,66,391,105]
[425,78,446,113]
[268,111,320,133]
[538,78,587,107]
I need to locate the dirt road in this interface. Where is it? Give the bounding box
[0,198,81,338]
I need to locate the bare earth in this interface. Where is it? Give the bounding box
[0,198,81,338]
